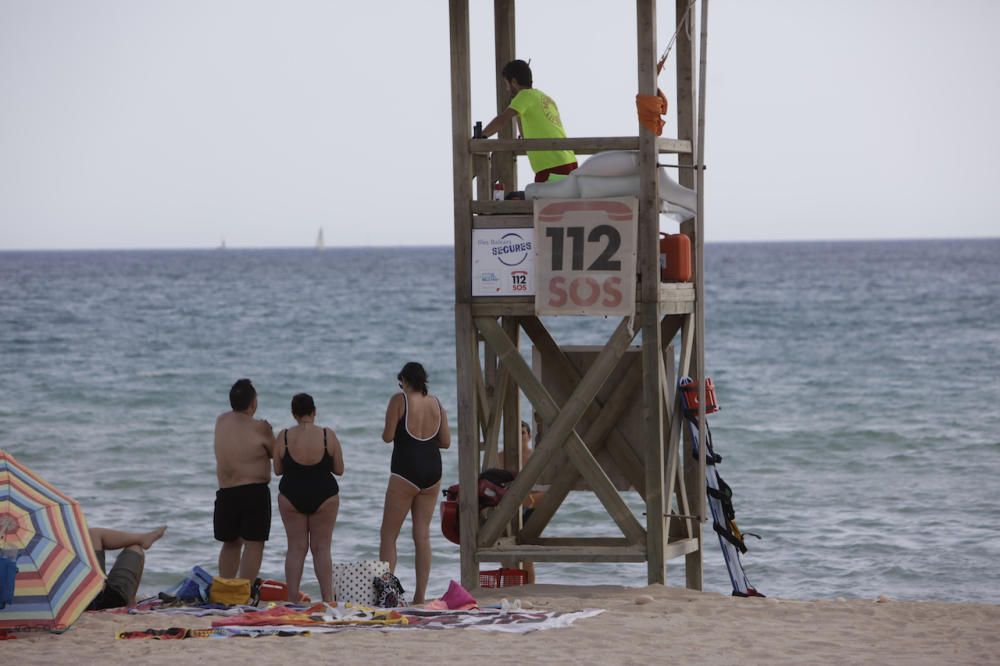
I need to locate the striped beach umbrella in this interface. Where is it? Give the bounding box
[0,450,105,633]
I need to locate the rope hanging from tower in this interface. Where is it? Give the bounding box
[636,0,696,135]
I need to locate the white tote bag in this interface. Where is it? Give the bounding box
[332,560,390,606]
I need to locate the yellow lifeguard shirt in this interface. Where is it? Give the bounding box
[509,88,576,174]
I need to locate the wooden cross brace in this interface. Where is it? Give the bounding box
[518,314,687,541]
[474,315,647,547]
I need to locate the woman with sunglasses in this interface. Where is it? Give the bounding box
[378,362,451,604]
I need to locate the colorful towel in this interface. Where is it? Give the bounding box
[211,607,603,635]
[116,627,314,639]
[108,592,604,638]
[211,603,406,628]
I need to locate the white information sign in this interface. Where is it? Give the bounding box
[534,197,638,316]
[471,228,535,296]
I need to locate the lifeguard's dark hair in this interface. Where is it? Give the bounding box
[502,59,532,88]
[521,420,531,436]
[229,378,256,412]
[291,393,316,418]
[398,362,429,396]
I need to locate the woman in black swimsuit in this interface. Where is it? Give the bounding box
[379,362,451,604]
[273,393,344,603]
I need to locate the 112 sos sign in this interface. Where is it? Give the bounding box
[534,199,637,316]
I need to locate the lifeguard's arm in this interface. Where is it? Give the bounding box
[438,403,452,450]
[326,428,345,476]
[272,429,285,475]
[481,106,518,138]
[382,394,402,443]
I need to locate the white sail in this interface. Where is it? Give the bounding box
[316,227,325,250]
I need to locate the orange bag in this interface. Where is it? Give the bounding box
[257,579,311,603]
[636,91,668,136]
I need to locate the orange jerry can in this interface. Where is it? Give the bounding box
[659,232,692,282]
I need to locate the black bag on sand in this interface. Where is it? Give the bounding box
[373,571,407,608]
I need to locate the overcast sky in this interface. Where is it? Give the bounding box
[1,0,998,249]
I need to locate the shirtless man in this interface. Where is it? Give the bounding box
[213,378,274,580]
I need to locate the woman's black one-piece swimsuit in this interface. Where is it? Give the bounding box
[390,394,443,490]
[279,429,339,514]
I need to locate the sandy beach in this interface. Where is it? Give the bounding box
[5,584,998,665]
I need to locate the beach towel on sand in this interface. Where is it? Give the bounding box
[114,604,604,637]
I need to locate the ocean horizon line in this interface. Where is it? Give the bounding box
[2,234,998,254]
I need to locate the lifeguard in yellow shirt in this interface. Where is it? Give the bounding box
[482,60,578,183]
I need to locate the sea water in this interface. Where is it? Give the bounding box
[1,239,998,603]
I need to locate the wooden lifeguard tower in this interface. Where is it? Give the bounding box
[449,0,711,590]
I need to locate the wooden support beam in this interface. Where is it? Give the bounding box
[519,353,642,540]
[679,312,694,377]
[694,0,710,525]
[482,366,509,470]
[520,317,647,493]
[493,0,517,192]
[470,297,535,317]
[637,0,659,305]
[660,344,681,543]
[475,316,646,547]
[681,0,710,593]
[478,538,698,563]
[661,314,695,544]
[478,544,648,563]
[674,0,701,410]
[677,311,702,585]
[450,0,472,304]
[664,537,700,561]
[517,315,685,547]
[472,215,533,229]
[677,310,700,544]
[469,136,692,154]
[500,316,521,537]
[500,317,521,473]
[525,537,633,547]
[474,154,490,201]
[455,304,480,589]
[637,0,666,586]
[674,4,699,586]
[675,0,697,192]
[672,428,694,540]
[449,0,476,589]
[473,343,489,437]
[467,285,694,317]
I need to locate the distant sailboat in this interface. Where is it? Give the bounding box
[218,236,226,250]
[315,227,325,250]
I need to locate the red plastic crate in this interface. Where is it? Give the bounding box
[479,568,527,589]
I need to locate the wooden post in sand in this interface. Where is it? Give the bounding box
[449,0,709,590]
[449,0,479,590]
[674,0,704,591]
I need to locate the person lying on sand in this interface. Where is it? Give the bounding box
[87,525,166,609]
